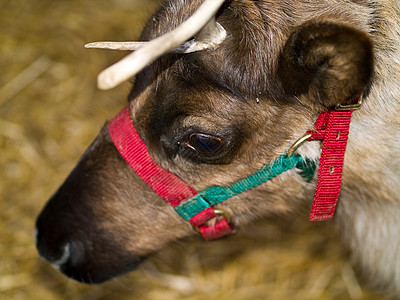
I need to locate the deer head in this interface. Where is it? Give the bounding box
[36,0,373,283]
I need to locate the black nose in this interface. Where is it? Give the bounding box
[35,215,70,265]
[36,238,71,269]
[53,240,93,283]
[36,232,85,272]
[36,203,144,284]
[36,224,91,283]
[35,209,91,281]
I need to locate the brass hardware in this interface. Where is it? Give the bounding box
[213,209,231,224]
[287,94,363,157]
[335,94,363,111]
[287,133,312,157]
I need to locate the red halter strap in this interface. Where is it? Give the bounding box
[307,110,353,221]
[306,96,362,221]
[108,106,235,240]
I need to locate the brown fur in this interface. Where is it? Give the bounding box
[36,0,400,296]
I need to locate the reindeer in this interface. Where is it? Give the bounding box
[36,0,400,296]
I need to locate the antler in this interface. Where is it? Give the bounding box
[85,41,146,51]
[85,20,226,53]
[88,0,227,90]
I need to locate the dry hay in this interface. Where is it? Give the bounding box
[0,1,388,299]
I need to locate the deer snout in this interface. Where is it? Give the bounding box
[35,128,156,283]
[36,206,144,283]
[35,180,145,284]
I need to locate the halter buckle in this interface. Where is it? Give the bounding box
[194,208,237,240]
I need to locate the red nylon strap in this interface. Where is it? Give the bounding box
[188,207,216,227]
[198,218,236,241]
[108,106,234,239]
[308,110,353,221]
[109,107,198,206]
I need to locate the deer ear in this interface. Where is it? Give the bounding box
[278,23,373,109]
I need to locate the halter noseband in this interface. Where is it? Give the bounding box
[108,107,317,240]
[108,94,360,240]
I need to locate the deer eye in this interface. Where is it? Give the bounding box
[186,133,224,156]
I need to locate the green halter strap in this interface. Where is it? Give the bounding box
[174,154,316,222]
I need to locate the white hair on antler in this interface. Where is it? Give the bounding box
[86,0,227,90]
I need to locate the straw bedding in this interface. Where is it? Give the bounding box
[0,0,387,299]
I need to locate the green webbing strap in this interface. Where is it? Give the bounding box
[174,154,316,221]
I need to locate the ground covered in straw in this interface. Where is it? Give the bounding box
[0,1,389,299]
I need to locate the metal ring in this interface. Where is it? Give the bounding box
[287,133,312,157]
[213,209,231,224]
